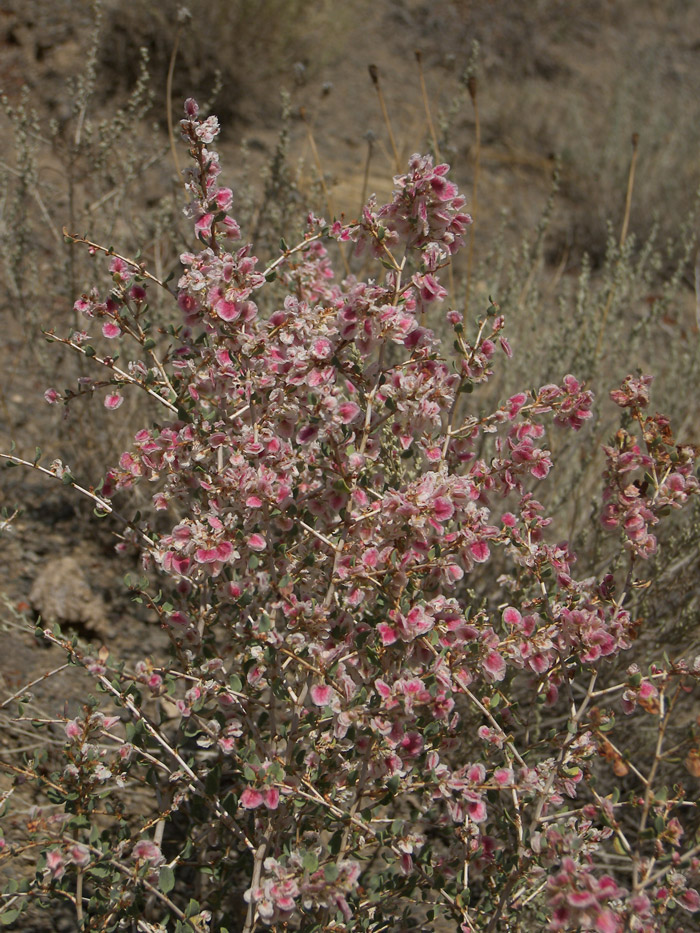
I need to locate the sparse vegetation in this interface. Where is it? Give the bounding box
[1,2,700,931]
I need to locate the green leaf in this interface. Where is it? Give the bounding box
[205,764,221,796]
[159,865,175,894]
[243,764,256,782]
[323,862,339,882]
[303,851,319,873]
[185,898,200,918]
[0,909,20,925]
[222,791,238,817]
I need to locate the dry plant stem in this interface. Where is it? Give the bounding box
[243,824,272,933]
[0,758,67,797]
[359,136,373,217]
[415,50,440,161]
[463,76,480,322]
[444,316,488,452]
[595,133,639,360]
[75,868,84,928]
[441,376,466,459]
[166,24,184,191]
[44,331,179,413]
[322,342,389,610]
[338,757,370,860]
[41,628,255,853]
[632,684,672,893]
[297,519,341,551]
[517,879,548,909]
[695,248,700,332]
[463,686,527,770]
[95,846,189,924]
[62,229,171,294]
[294,778,461,920]
[368,65,401,174]
[264,231,324,278]
[278,646,323,678]
[588,786,635,859]
[485,673,598,931]
[619,133,639,248]
[300,107,333,217]
[87,148,170,215]
[0,159,62,244]
[594,733,647,784]
[300,108,350,276]
[283,678,309,770]
[533,670,597,800]
[0,663,70,710]
[645,842,700,890]
[0,452,153,548]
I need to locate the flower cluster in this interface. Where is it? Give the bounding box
[244,854,361,926]
[16,100,700,933]
[602,375,699,557]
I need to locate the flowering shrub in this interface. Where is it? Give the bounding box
[2,100,700,932]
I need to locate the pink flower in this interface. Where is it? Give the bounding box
[467,798,487,822]
[502,607,522,627]
[493,768,513,786]
[248,533,267,551]
[483,651,506,682]
[338,401,361,424]
[594,909,620,933]
[214,297,240,322]
[104,392,124,410]
[109,256,133,282]
[195,115,219,143]
[377,623,397,645]
[681,889,700,912]
[215,188,233,211]
[433,496,454,522]
[195,213,214,239]
[45,849,65,879]
[240,787,264,809]
[310,684,334,706]
[470,541,490,563]
[131,840,163,865]
[216,541,234,561]
[64,719,81,740]
[102,322,121,338]
[69,844,91,867]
